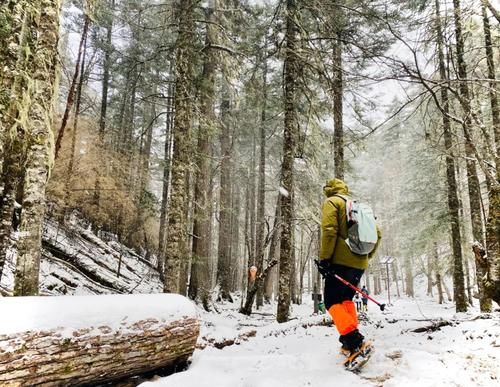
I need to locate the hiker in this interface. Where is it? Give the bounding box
[317,178,381,353]
[354,293,362,312]
[361,286,369,312]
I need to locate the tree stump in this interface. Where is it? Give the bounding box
[0,293,200,386]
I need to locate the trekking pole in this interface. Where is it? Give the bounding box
[314,260,386,311]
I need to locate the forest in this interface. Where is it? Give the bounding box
[0,0,499,385]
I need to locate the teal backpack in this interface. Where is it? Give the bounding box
[335,195,378,255]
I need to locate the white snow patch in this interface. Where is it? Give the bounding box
[279,186,289,197]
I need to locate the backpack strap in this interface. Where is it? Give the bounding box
[333,194,355,224]
[333,194,349,202]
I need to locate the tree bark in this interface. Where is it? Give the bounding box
[158,80,174,273]
[481,2,499,167]
[189,1,217,309]
[66,28,88,188]
[163,0,197,293]
[230,180,241,292]
[277,0,299,323]
[452,0,484,250]
[404,255,414,297]
[0,297,199,386]
[481,0,500,308]
[436,0,467,312]
[426,254,433,296]
[98,0,114,136]
[265,194,281,302]
[216,90,234,302]
[332,6,344,179]
[434,243,444,304]
[0,3,35,280]
[255,53,268,308]
[249,132,257,267]
[14,0,60,296]
[0,0,28,170]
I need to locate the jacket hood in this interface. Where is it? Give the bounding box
[323,178,349,197]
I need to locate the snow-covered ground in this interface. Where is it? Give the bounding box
[141,295,500,387]
[1,221,499,386]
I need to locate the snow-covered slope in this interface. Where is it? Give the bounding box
[1,219,162,295]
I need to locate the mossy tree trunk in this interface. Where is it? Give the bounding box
[14,0,61,296]
[277,0,300,323]
[189,0,218,309]
[216,91,234,302]
[163,0,198,293]
[0,1,37,281]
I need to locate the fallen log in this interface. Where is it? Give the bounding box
[410,320,454,333]
[0,293,200,386]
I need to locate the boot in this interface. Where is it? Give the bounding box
[339,329,364,352]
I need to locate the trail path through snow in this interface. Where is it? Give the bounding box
[141,297,500,387]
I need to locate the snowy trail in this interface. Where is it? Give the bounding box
[141,298,500,387]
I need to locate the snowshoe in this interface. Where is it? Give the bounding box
[341,341,373,372]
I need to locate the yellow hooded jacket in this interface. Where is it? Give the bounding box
[319,178,381,270]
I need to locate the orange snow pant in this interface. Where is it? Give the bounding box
[328,301,358,335]
[323,264,364,336]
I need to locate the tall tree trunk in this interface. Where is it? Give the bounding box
[452,0,484,250]
[138,80,156,208]
[14,0,60,296]
[93,0,114,217]
[481,0,500,308]
[249,131,257,266]
[241,169,251,307]
[99,0,114,136]
[457,172,473,306]
[189,1,217,309]
[0,0,22,98]
[230,180,241,292]
[163,0,197,293]
[216,90,234,302]
[277,0,299,323]
[158,80,174,272]
[393,260,401,298]
[0,0,27,169]
[124,66,139,158]
[66,29,88,194]
[332,8,344,179]
[179,171,193,296]
[264,195,281,302]
[54,14,90,160]
[426,254,433,296]
[404,255,414,297]
[0,2,36,280]
[481,2,499,159]
[255,54,268,308]
[434,242,444,304]
[436,0,467,312]
[115,70,131,151]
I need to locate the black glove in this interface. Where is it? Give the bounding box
[315,259,333,278]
